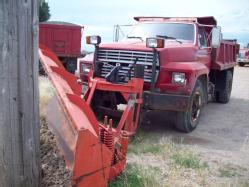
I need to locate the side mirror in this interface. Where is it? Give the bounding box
[211,27,221,48]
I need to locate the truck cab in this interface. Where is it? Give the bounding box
[80,17,238,132]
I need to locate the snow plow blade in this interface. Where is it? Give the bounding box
[39,44,144,186]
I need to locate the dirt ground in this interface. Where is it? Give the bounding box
[143,66,249,164]
[40,117,72,187]
[39,77,71,187]
[128,66,249,186]
[40,66,249,186]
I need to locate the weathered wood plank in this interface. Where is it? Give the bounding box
[0,0,39,186]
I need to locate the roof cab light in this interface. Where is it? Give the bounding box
[172,72,186,84]
[146,38,164,48]
[86,35,101,45]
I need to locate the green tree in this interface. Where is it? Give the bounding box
[39,0,50,22]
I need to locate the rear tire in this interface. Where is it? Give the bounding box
[175,80,204,133]
[238,62,245,67]
[215,70,233,103]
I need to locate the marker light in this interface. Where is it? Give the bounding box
[146,38,164,48]
[86,35,101,45]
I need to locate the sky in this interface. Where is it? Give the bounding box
[48,0,249,51]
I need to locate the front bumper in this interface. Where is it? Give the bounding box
[237,58,249,63]
[143,91,190,112]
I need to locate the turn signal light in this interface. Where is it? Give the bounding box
[146,38,165,48]
[86,35,101,45]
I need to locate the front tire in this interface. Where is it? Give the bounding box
[175,80,204,133]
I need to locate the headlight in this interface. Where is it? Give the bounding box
[86,35,101,45]
[146,38,164,48]
[172,72,186,84]
[82,64,91,74]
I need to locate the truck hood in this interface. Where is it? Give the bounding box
[99,41,194,52]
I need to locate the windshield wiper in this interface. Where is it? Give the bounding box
[156,35,182,44]
[127,36,144,41]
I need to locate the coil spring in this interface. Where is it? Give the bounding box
[104,131,114,151]
[104,130,115,164]
[114,150,119,163]
[99,128,105,143]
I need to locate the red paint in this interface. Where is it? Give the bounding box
[39,45,144,186]
[39,22,83,58]
[79,17,238,95]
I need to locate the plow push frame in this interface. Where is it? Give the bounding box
[39,44,144,186]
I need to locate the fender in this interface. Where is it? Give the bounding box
[158,62,209,94]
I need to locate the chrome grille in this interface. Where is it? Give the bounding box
[97,49,159,83]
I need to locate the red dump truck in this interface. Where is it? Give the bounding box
[39,21,83,73]
[237,43,249,67]
[79,16,238,133]
[38,16,238,186]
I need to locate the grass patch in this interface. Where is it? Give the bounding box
[171,151,207,170]
[128,131,163,155]
[109,165,142,187]
[219,169,239,177]
[109,164,161,187]
[218,164,241,178]
[130,131,148,144]
[128,144,162,154]
[142,145,161,154]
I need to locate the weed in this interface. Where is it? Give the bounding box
[130,131,148,144]
[142,145,161,154]
[128,131,163,155]
[109,164,162,187]
[128,144,162,154]
[109,164,142,187]
[218,164,241,178]
[171,151,206,170]
[219,169,239,177]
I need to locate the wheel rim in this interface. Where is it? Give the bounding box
[191,91,201,124]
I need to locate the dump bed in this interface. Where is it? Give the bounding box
[211,40,238,70]
[39,21,83,58]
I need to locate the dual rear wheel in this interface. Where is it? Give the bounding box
[238,62,245,67]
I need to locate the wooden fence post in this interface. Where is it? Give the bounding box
[0,0,40,186]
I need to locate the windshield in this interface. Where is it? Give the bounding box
[126,23,195,43]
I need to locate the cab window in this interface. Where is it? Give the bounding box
[198,27,207,47]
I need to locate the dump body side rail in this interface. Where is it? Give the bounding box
[211,40,237,70]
